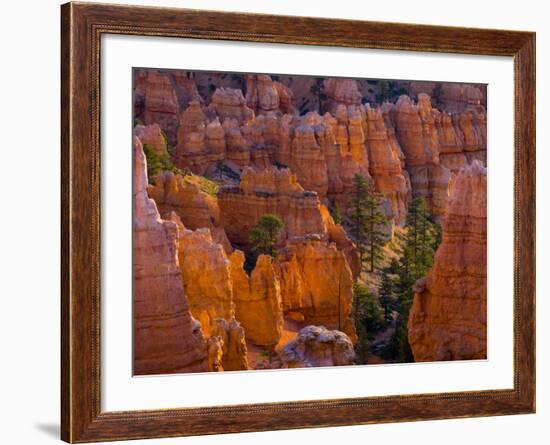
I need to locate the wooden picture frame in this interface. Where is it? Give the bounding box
[61,2,535,442]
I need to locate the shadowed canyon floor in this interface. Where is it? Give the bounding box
[132,69,488,374]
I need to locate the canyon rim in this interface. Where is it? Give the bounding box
[132,68,487,375]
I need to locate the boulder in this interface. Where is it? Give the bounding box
[281,326,355,368]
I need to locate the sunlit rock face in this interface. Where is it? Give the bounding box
[280,326,355,368]
[210,316,249,371]
[319,204,361,279]
[172,221,233,335]
[383,94,452,219]
[274,238,357,343]
[230,251,284,347]
[170,212,248,371]
[218,166,327,249]
[142,70,180,146]
[133,137,208,375]
[408,161,487,362]
[434,111,468,172]
[148,171,232,253]
[364,104,411,225]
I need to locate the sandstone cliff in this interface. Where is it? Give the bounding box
[148,171,232,253]
[408,161,487,361]
[364,104,411,224]
[208,87,255,124]
[133,137,208,375]
[134,123,169,156]
[230,251,284,347]
[274,238,357,342]
[170,212,248,371]
[322,78,362,113]
[245,74,297,115]
[174,100,225,174]
[385,94,452,218]
[171,219,233,334]
[218,166,327,248]
[142,70,180,146]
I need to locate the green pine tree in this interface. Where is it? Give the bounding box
[378,273,394,323]
[364,184,388,272]
[348,174,389,272]
[352,283,385,364]
[330,203,342,225]
[248,214,285,258]
[349,174,369,265]
[387,197,442,362]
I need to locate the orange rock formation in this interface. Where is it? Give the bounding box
[322,78,362,113]
[208,87,254,124]
[408,161,487,361]
[274,238,357,342]
[142,70,180,145]
[133,137,208,375]
[230,251,284,347]
[218,166,327,248]
[134,123,168,156]
[364,104,411,224]
[148,171,232,253]
[245,74,297,115]
[170,213,248,371]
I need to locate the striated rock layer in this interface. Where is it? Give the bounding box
[230,252,284,347]
[218,166,327,248]
[281,326,355,368]
[148,171,232,253]
[134,123,169,156]
[133,137,208,375]
[170,212,248,371]
[245,74,297,115]
[364,104,411,224]
[408,161,487,362]
[171,216,233,334]
[142,70,180,146]
[274,238,357,342]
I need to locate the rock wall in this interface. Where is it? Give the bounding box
[174,100,225,174]
[385,94,452,218]
[245,74,297,115]
[134,123,169,157]
[207,87,254,124]
[148,171,232,253]
[363,104,411,224]
[322,78,363,113]
[218,166,327,248]
[230,251,284,347]
[170,212,248,371]
[274,238,357,342]
[408,161,487,361]
[133,137,208,375]
[142,70,180,146]
[171,216,233,334]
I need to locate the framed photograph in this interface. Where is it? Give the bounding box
[61,2,535,442]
